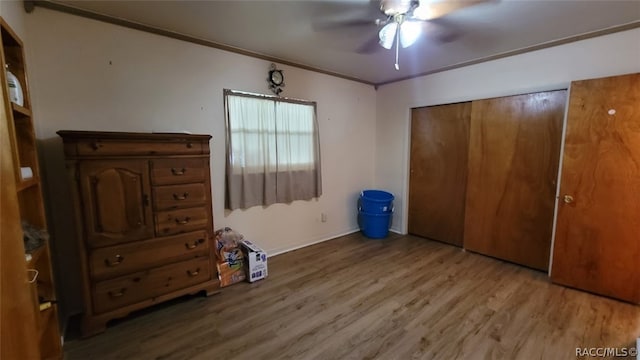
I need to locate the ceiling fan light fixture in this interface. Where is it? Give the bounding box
[413,3,433,20]
[379,22,398,49]
[381,0,415,16]
[400,20,422,48]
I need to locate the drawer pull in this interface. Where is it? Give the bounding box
[187,268,201,277]
[171,168,186,176]
[105,255,124,267]
[173,192,189,200]
[175,217,191,225]
[108,288,127,298]
[185,239,204,249]
[90,142,103,150]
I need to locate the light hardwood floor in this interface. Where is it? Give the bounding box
[64,233,640,359]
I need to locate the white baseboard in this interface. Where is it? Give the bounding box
[268,227,406,257]
[268,229,360,257]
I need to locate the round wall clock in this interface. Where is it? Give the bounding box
[270,69,283,86]
[268,63,285,95]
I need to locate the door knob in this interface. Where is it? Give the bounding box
[563,195,574,204]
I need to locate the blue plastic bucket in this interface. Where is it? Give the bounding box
[359,210,393,239]
[359,190,394,213]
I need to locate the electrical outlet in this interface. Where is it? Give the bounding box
[321,213,327,223]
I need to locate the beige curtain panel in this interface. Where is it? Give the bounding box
[224,91,322,210]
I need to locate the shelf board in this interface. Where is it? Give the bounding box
[11,102,31,117]
[27,243,46,266]
[16,176,38,192]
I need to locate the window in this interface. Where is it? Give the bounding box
[224,90,322,210]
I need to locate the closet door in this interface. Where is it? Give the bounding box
[551,73,640,303]
[464,91,566,270]
[409,102,471,246]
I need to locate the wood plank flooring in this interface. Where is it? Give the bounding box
[64,233,640,359]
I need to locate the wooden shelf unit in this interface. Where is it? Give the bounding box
[0,17,62,359]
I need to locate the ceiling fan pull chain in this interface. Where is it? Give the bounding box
[395,22,400,70]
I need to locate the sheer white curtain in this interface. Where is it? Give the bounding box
[225,92,321,210]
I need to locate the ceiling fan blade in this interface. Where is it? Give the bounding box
[357,32,385,54]
[417,0,492,20]
[312,0,385,31]
[424,17,462,43]
[312,18,379,31]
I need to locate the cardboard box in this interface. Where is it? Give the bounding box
[240,240,268,282]
[217,258,246,287]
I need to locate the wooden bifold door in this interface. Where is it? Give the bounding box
[409,102,471,246]
[409,90,566,271]
[464,91,566,270]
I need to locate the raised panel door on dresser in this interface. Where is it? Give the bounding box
[78,159,154,246]
[57,131,219,337]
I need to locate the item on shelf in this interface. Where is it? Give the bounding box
[20,166,33,180]
[26,269,38,283]
[39,301,52,311]
[22,221,48,252]
[240,240,268,283]
[5,67,24,106]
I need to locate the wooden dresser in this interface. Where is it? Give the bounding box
[57,131,219,336]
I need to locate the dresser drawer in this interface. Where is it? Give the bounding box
[155,207,209,236]
[92,257,211,314]
[151,158,207,185]
[76,140,204,156]
[153,183,207,210]
[89,230,209,280]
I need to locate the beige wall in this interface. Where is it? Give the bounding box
[0,1,27,39]
[24,8,377,317]
[10,2,640,329]
[375,28,640,234]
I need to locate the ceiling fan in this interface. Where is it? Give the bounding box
[333,0,490,70]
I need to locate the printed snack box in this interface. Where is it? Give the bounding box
[214,227,246,287]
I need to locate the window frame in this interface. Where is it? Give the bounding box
[223,89,319,172]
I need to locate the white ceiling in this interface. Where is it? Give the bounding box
[46,0,640,85]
